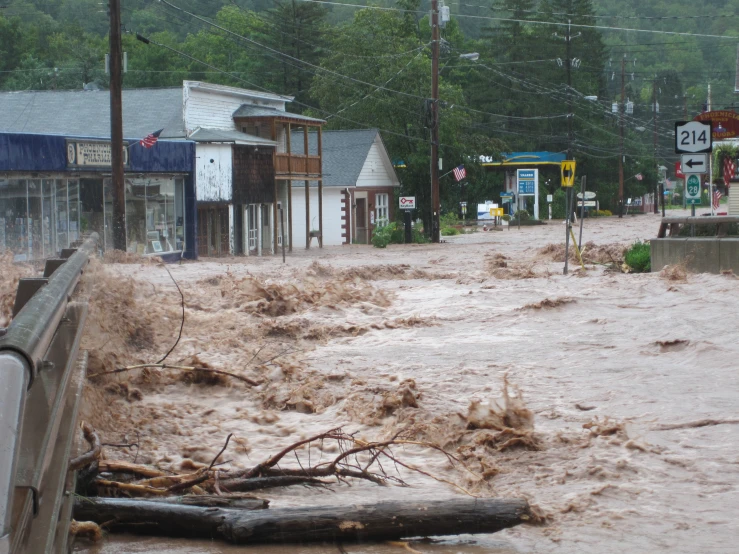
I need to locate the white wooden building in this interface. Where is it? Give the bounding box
[291,129,400,246]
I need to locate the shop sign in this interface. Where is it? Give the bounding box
[399,196,416,210]
[66,140,129,167]
[694,111,739,140]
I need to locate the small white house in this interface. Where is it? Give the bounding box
[291,129,400,245]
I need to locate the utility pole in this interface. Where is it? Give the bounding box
[652,80,659,214]
[109,0,126,250]
[555,19,579,274]
[708,83,714,215]
[618,56,625,218]
[430,0,441,243]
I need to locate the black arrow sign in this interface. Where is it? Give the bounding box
[563,169,573,178]
[686,159,704,169]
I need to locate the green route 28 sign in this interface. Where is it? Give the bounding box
[686,174,701,205]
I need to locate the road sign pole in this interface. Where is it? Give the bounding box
[578,175,586,251]
[564,188,571,275]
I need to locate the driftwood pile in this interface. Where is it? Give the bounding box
[70,425,532,545]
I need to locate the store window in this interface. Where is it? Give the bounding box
[125,176,184,255]
[375,193,389,227]
[0,178,82,261]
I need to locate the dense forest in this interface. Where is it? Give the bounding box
[1,0,737,215]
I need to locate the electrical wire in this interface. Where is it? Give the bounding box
[298,0,739,40]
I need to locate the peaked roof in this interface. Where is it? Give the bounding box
[322,129,382,187]
[290,128,387,187]
[0,88,186,139]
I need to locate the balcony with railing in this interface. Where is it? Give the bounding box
[275,153,321,177]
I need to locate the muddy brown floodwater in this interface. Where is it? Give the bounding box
[60,211,738,554]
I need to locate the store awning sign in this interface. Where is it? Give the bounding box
[66,140,129,167]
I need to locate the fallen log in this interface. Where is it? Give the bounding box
[74,497,530,544]
[98,495,269,510]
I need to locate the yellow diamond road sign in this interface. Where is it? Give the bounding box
[561,160,576,187]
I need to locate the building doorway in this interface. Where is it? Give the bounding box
[355,197,368,244]
[197,206,229,257]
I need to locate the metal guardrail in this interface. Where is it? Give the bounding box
[0,234,98,554]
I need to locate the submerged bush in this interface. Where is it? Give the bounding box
[372,222,428,248]
[625,241,651,273]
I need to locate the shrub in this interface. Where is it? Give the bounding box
[441,226,460,236]
[440,212,458,227]
[624,241,651,273]
[501,214,512,222]
[371,222,428,247]
[514,209,530,221]
[371,223,395,248]
[592,209,612,217]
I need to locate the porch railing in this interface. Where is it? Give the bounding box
[275,154,321,176]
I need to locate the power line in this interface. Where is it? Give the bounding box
[298,0,739,40]
[158,0,427,100]
[463,3,739,22]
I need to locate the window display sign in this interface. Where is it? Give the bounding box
[66,140,129,167]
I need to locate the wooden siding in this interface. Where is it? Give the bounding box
[232,145,276,205]
[196,143,232,202]
[184,85,283,133]
[275,154,321,176]
[729,190,739,215]
[356,141,396,187]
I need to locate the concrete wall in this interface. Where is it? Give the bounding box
[651,238,739,274]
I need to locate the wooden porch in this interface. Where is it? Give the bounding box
[233,110,325,251]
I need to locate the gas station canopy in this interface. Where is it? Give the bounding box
[479,152,567,168]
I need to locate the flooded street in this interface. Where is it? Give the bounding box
[74,211,739,554]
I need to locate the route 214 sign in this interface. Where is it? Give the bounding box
[675,121,712,154]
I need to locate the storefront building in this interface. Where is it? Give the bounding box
[0,132,195,261]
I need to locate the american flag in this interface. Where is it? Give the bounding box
[713,189,722,210]
[724,157,736,187]
[453,165,466,182]
[139,129,163,148]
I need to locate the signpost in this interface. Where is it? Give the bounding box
[560,160,576,187]
[577,200,597,207]
[576,191,596,200]
[680,154,708,174]
[675,120,712,154]
[399,196,416,210]
[685,175,701,206]
[399,196,415,244]
[676,119,714,215]
[516,168,539,220]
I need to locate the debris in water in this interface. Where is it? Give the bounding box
[520,297,576,310]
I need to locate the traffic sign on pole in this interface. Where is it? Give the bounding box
[685,174,701,205]
[680,154,708,174]
[561,160,576,187]
[675,120,713,154]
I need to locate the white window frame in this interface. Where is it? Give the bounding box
[375,193,389,227]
